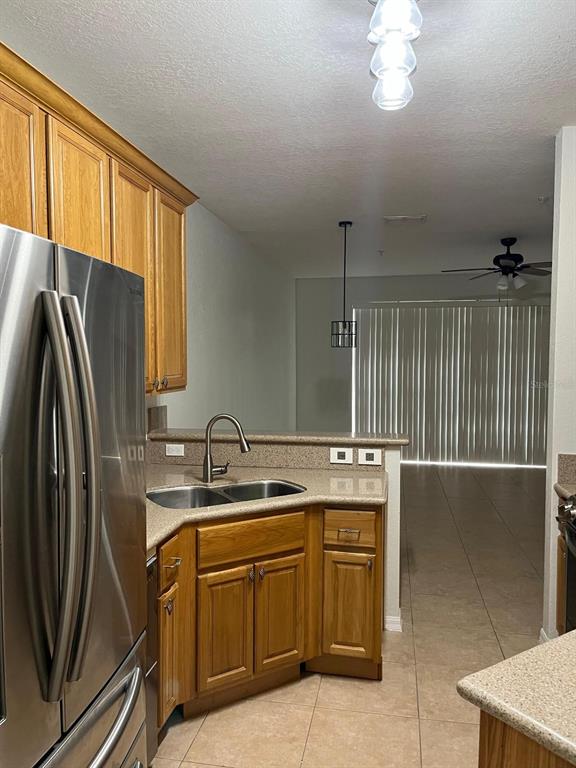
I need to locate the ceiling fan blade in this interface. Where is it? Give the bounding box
[469,271,500,281]
[442,268,497,273]
[524,261,552,267]
[518,267,552,276]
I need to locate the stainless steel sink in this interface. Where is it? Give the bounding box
[221,480,306,502]
[147,480,306,509]
[146,486,231,509]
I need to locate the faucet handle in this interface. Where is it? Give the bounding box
[212,462,230,477]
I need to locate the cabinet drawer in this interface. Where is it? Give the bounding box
[197,511,305,570]
[324,509,376,549]
[159,532,183,593]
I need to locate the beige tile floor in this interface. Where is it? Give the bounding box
[152,465,545,768]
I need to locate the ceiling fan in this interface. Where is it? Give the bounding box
[442,237,552,291]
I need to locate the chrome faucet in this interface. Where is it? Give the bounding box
[202,414,251,483]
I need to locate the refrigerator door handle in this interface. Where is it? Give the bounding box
[41,291,84,703]
[61,294,102,682]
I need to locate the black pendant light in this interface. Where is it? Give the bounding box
[331,221,357,348]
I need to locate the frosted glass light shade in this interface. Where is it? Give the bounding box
[513,274,527,289]
[372,71,414,110]
[370,0,423,42]
[370,33,416,77]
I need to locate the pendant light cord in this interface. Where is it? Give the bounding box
[342,223,347,322]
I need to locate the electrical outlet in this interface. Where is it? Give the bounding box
[165,443,185,457]
[330,447,353,465]
[358,448,382,466]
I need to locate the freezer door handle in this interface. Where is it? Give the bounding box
[41,291,84,702]
[89,665,143,768]
[62,294,103,682]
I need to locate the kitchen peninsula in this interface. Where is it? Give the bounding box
[145,428,407,729]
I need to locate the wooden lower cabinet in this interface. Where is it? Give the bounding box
[157,506,383,721]
[255,553,305,673]
[322,550,376,660]
[158,582,179,726]
[197,565,254,692]
[479,711,571,768]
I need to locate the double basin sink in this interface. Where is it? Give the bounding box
[147,480,306,510]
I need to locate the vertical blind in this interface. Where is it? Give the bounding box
[353,304,550,464]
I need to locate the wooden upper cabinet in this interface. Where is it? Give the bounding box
[111,159,156,390]
[322,551,376,660]
[197,565,253,693]
[0,79,47,236]
[154,189,186,391]
[47,117,110,261]
[255,553,305,674]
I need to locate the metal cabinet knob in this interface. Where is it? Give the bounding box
[248,568,255,583]
[163,557,182,570]
[162,375,168,389]
[367,559,373,573]
[259,567,266,581]
[164,598,174,615]
[153,378,160,390]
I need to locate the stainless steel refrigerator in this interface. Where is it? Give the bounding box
[0,224,147,767]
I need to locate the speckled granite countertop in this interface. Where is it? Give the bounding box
[148,428,409,446]
[458,631,576,765]
[146,464,387,555]
[555,482,576,501]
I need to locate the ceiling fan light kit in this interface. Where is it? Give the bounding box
[442,237,552,292]
[368,0,422,111]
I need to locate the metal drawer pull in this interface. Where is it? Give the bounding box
[338,527,361,540]
[259,567,266,581]
[248,568,255,583]
[163,557,182,570]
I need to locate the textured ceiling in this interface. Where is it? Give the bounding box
[3,0,576,278]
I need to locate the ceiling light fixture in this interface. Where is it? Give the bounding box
[331,221,357,348]
[368,0,422,111]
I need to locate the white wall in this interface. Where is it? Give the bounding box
[159,204,295,431]
[543,127,576,639]
[296,273,551,432]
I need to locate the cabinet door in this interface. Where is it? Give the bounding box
[255,553,305,674]
[111,159,156,390]
[48,117,110,261]
[158,582,179,726]
[0,79,47,235]
[154,189,186,391]
[197,565,253,692]
[557,535,567,636]
[323,551,375,659]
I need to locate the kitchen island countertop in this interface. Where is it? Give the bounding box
[458,631,576,765]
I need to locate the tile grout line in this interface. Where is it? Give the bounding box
[435,469,508,661]
[298,673,322,767]
[470,469,542,579]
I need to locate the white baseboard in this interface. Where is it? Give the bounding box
[539,626,557,644]
[384,615,403,632]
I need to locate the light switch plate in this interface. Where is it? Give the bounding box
[358,448,382,466]
[330,447,353,464]
[165,443,185,457]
